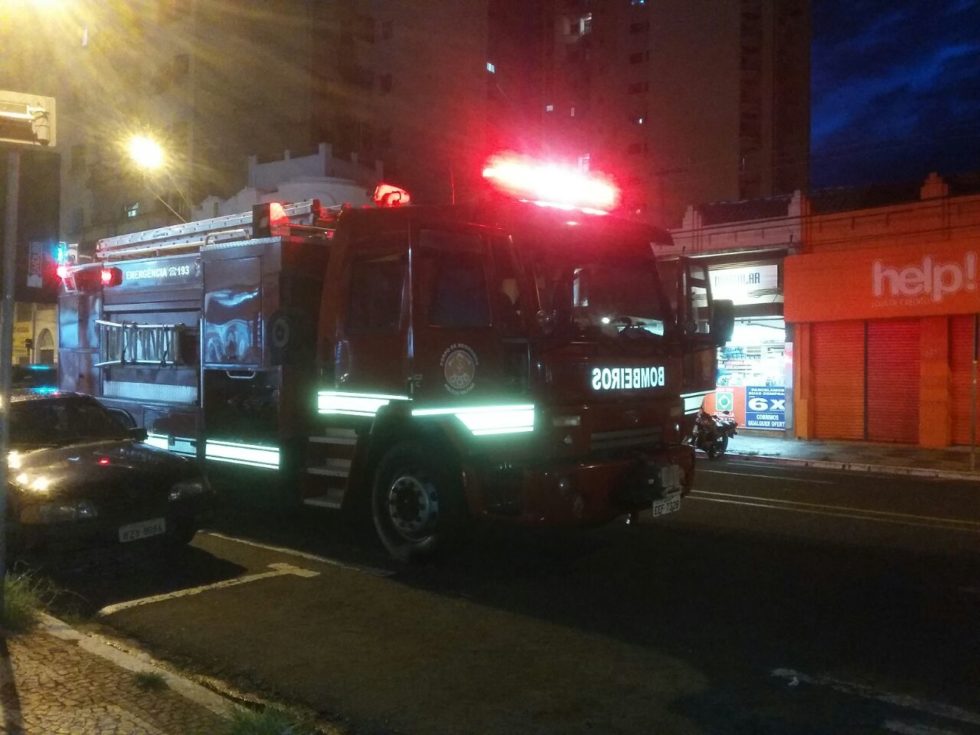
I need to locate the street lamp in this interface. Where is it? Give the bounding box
[124,133,186,222]
[126,134,165,171]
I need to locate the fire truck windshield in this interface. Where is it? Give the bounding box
[525,231,670,341]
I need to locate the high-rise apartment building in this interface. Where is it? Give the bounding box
[538,0,810,226]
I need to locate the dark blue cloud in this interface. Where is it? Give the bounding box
[811,0,980,187]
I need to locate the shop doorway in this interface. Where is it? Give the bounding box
[708,317,790,431]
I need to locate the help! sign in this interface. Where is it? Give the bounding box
[786,244,980,322]
[873,252,976,304]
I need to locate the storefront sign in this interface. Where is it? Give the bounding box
[745,386,786,430]
[786,243,980,322]
[710,264,780,305]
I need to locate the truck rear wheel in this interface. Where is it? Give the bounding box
[371,441,465,562]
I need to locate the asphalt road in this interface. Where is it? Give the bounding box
[36,458,980,735]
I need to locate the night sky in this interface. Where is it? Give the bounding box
[810,0,980,188]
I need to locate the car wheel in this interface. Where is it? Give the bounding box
[371,441,466,562]
[166,517,199,548]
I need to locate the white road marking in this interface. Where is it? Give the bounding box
[771,669,980,727]
[689,490,980,533]
[698,468,836,484]
[97,562,320,617]
[201,530,393,577]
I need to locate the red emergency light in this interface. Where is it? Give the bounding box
[56,264,70,280]
[373,183,411,208]
[252,201,290,237]
[482,152,621,214]
[100,267,123,287]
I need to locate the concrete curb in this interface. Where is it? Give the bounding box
[726,451,980,483]
[38,612,238,720]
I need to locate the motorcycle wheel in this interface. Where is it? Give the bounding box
[707,435,728,459]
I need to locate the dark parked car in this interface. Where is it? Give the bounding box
[4,392,215,554]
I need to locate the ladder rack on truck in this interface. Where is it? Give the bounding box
[94,199,333,261]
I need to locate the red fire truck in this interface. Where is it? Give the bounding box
[58,155,732,560]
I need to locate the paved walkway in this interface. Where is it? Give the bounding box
[1,433,976,734]
[728,430,980,481]
[0,614,234,735]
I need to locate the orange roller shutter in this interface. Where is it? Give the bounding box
[866,319,920,444]
[951,315,976,446]
[812,321,865,440]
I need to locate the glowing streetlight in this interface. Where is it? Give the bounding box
[127,134,165,171]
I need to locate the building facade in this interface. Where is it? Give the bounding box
[538,0,810,227]
[787,173,980,448]
[669,192,801,433]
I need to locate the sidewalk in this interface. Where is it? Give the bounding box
[1,434,976,735]
[727,430,980,481]
[1,613,235,735]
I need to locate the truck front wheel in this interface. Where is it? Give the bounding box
[371,442,466,562]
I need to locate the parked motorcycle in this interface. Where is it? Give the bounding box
[688,409,738,459]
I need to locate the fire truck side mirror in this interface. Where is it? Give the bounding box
[711,299,735,346]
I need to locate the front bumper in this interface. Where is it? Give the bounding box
[468,443,695,526]
[9,499,215,553]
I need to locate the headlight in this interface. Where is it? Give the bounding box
[21,500,98,524]
[168,477,209,501]
[13,471,54,495]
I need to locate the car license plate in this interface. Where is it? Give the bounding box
[651,494,681,518]
[118,518,166,543]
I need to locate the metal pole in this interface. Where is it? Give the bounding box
[0,148,21,610]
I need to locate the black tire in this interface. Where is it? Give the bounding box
[707,435,729,459]
[371,441,466,562]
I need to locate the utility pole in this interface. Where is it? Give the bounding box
[0,90,56,613]
[0,149,19,611]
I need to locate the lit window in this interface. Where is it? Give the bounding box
[486,61,496,74]
[545,104,554,112]
[570,106,576,117]
[579,13,592,35]
[125,202,140,218]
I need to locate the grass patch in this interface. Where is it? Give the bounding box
[1,571,58,632]
[226,706,318,735]
[134,670,168,692]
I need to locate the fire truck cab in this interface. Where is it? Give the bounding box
[58,163,732,560]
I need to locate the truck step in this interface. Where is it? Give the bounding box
[302,486,346,510]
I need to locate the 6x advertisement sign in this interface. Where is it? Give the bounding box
[745,387,786,430]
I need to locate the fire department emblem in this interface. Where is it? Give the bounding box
[441,343,478,395]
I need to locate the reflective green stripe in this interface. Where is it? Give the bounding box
[412,404,536,436]
[205,440,280,468]
[680,390,713,415]
[317,390,411,417]
[144,433,197,457]
[144,433,170,450]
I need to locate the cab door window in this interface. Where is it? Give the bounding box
[347,253,405,333]
[418,230,490,328]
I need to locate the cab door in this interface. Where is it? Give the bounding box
[333,232,410,397]
[408,224,526,411]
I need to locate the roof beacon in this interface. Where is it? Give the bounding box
[482,152,620,214]
[373,183,411,208]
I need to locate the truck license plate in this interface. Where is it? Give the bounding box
[651,494,681,518]
[119,518,166,543]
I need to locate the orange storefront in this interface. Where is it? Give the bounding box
[786,229,980,447]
